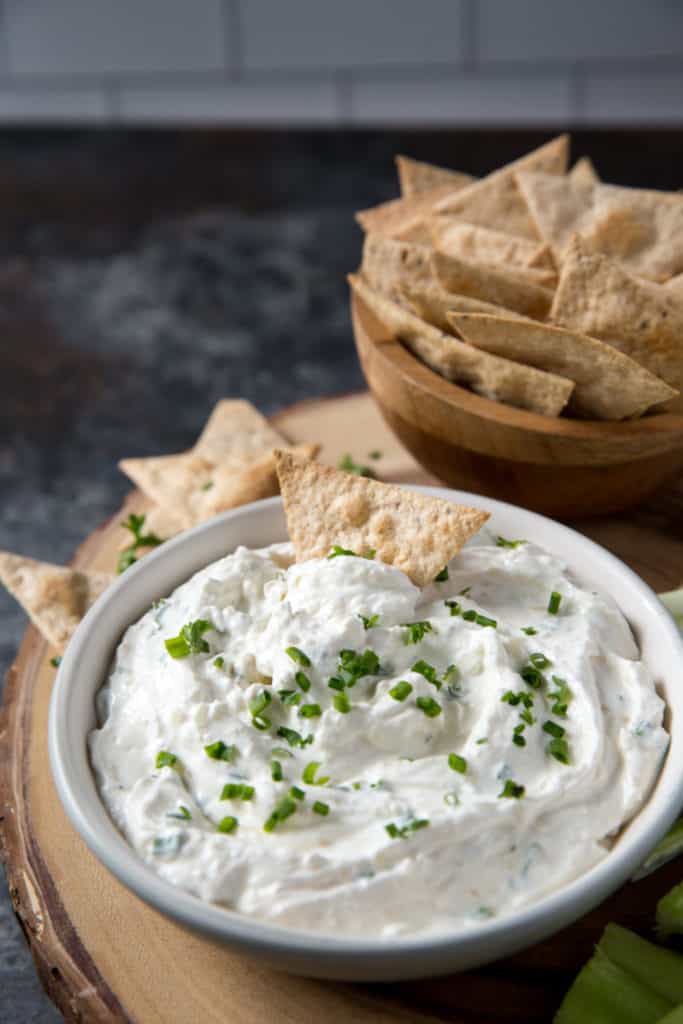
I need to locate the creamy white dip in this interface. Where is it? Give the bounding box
[90,531,668,938]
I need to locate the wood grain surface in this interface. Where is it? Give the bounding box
[1,392,682,1024]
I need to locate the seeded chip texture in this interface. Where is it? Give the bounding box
[434,135,569,239]
[432,250,554,319]
[360,235,434,298]
[350,273,573,417]
[395,155,475,198]
[550,237,683,401]
[274,450,490,587]
[0,552,112,652]
[429,218,554,271]
[452,313,677,420]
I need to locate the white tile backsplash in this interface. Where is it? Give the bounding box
[0,0,679,125]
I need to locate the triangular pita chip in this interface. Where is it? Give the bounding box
[399,280,530,333]
[550,237,683,402]
[350,274,573,416]
[355,181,472,241]
[194,399,285,463]
[569,157,600,186]
[516,171,683,280]
[396,155,475,197]
[451,313,677,421]
[434,135,569,239]
[429,218,554,271]
[432,250,554,319]
[0,552,112,652]
[274,449,490,587]
[361,235,434,298]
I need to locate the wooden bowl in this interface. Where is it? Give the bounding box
[351,291,683,519]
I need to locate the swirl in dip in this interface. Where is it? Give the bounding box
[90,531,668,937]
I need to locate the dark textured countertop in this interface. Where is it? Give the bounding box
[1,128,682,1023]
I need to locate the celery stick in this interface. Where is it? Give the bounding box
[657,882,683,939]
[659,588,683,628]
[657,1008,683,1024]
[554,946,672,1024]
[633,819,683,881]
[600,923,683,1003]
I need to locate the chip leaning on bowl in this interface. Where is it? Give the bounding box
[353,135,683,420]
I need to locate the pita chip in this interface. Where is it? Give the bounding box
[429,218,554,271]
[349,274,573,416]
[399,280,529,333]
[665,272,683,299]
[452,313,677,421]
[569,157,600,186]
[434,135,570,239]
[516,171,683,280]
[194,399,285,463]
[360,235,434,297]
[550,237,683,400]
[432,250,554,319]
[0,552,112,652]
[355,180,472,241]
[396,155,475,197]
[274,449,489,587]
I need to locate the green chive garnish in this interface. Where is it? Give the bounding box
[299,703,322,719]
[204,740,238,762]
[117,512,164,574]
[412,660,441,688]
[359,613,380,630]
[279,689,301,706]
[333,692,351,714]
[220,783,254,801]
[249,690,272,731]
[217,816,238,833]
[164,619,213,658]
[213,656,225,669]
[313,801,330,816]
[549,676,573,718]
[50,655,62,668]
[543,720,566,739]
[271,746,294,758]
[403,621,434,645]
[328,676,345,691]
[520,665,545,689]
[285,646,310,667]
[448,753,467,774]
[294,670,311,692]
[156,750,178,770]
[496,536,526,549]
[302,762,330,785]
[167,805,191,820]
[289,785,305,801]
[499,780,525,799]
[475,614,497,628]
[445,600,461,616]
[547,737,570,764]
[276,726,313,748]
[385,819,429,840]
[416,696,442,718]
[337,454,376,478]
[530,652,552,669]
[548,591,562,614]
[271,760,283,781]
[434,566,449,582]
[389,680,413,702]
[521,626,538,635]
[263,796,297,832]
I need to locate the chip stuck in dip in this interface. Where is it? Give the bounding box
[89,461,668,938]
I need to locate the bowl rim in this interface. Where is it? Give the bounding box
[351,289,683,441]
[49,487,683,973]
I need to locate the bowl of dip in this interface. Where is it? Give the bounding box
[49,488,683,981]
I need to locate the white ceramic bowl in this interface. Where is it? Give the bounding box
[49,488,683,982]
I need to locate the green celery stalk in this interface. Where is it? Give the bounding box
[554,946,672,1024]
[600,923,683,1002]
[633,819,683,881]
[657,882,683,939]
[657,1008,683,1024]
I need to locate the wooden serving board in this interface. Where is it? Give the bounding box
[1,392,682,1024]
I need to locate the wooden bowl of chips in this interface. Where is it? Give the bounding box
[351,289,683,519]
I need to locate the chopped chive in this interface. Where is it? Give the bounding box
[313,801,330,816]
[271,760,283,781]
[475,614,497,628]
[521,626,538,636]
[385,819,430,840]
[530,652,552,669]
[276,726,312,748]
[547,737,570,764]
[213,656,225,669]
[327,543,357,558]
[549,676,573,718]
[444,791,460,807]
[459,586,471,596]
[279,689,301,706]
[167,805,191,821]
[50,655,62,668]
[337,454,376,478]
[543,720,566,739]
[251,714,271,731]
[289,785,305,801]
[548,591,562,615]
[499,779,525,799]
[302,762,330,785]
[328,676,346,691]
[389,680,413,702]
[434,566,449,582]
[462,609,476,622]
[271,746,294,758]
[520,707,535,726]
[164,619,213,658]
[520,665,545,689]
[512,733,526,747]
[156,750,178,770]
[496,536,526,549]
[204,740,238,762]
[333,692,351,714]
[445,600,461,616]
[263,795,298,832]
[294,670,311,692]
[402,620,434,645]
[412,659,441,689]
[476,737,488,745]
[416,696,442,718]
[359,613,380,630]
[285,646,310,667]
[368,450,382,460]
[217,816,238,834]
[337,648,380,685]
[502,690,521,706]
[299,703,322,719]
[448,753,467,774]
[249,689,272,728]
[220,783,255,801]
